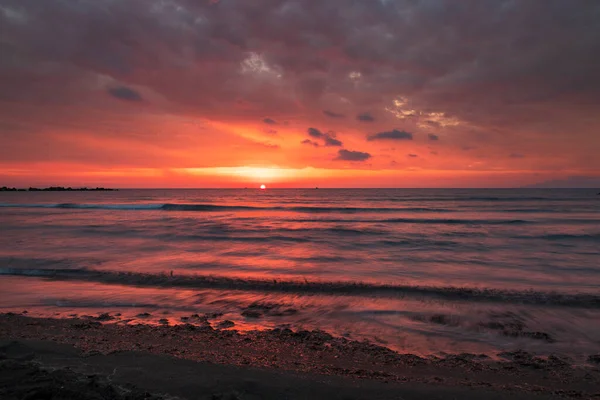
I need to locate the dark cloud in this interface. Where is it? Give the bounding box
[357,113,375,122]
[3,1,600,119]
[408,154,418,158]
[308,127,324,138]
[107,86,142,102]
[335,149,372,162]
[510,153,525,158]
[263,118,277,125]
[323,135,342,147]
[301,139,319,147]
[367,130,413,141]
[323,110,345,118]
[306,127,343,146]
[428,134,439,141]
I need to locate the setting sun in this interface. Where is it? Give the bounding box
[260,184,266,190]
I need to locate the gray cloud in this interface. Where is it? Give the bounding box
[510,153,525,158]
[263,118,277,125]
[307,127,343,146]
[308,127,324,138]
[323,135,342,147]
[408,154,418,158]
[4,1,600,118]
[107,86,142,102]
[357,113,374,122]
[323,110,345,118]
[367,130,413,141]
[336,149,372,162]
[428,134,439,141]
[302,139,319,147]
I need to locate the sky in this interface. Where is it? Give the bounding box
[1,0,600,188]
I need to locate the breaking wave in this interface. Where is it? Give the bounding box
[0,202,453,213]
[0,203,539,224]
[0,203,165,210]
[1,268,599,308]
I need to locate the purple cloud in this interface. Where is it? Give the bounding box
[323,110,345,118]
[368,130,413,141]
[357,113,374,122]
[108,86,142,102]
[336,149,371,162]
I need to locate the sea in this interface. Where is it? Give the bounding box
[1,189,599,362]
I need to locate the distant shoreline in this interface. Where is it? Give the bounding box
[0,186,117,192]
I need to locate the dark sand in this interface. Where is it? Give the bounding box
[1,313,599,399]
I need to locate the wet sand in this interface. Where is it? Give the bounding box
[1,313,599,399]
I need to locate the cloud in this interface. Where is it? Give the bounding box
[301,139,319,147]
[107,86,142,102]
[367,130,413,141]
[323,110,345,118]
[306,127,343,146]
[428,134,439,141]
[335,149,372,162]
[510,153,525,158]
[1,0,600,181]
[307,127,324,138]
[260,142,280,149]
[357,113,375,122]
[263,118,277,125]
[408,154,418,158]
[323,136,342,147]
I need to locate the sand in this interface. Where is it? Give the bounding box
[1,313,599,399]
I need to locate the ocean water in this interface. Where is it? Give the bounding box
[1,189,599,361]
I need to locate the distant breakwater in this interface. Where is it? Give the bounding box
[0,186,117,192]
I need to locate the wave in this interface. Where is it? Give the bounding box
[540,233,600,241]
[1,202,453,213]
[0,203,545,223]
[363,196,587,202]
[382,218,530,225]
[0,203,165,210]
[456,196,550,202]
[2,268,599,308]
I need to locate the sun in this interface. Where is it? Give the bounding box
[260,184,266,190]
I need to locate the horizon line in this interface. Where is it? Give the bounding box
[2,186,599,190]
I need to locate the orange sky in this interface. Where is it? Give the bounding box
[1,1,599,188]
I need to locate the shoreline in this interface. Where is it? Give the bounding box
[1,313,599,398]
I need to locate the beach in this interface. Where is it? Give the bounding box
[1,312,600,399]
